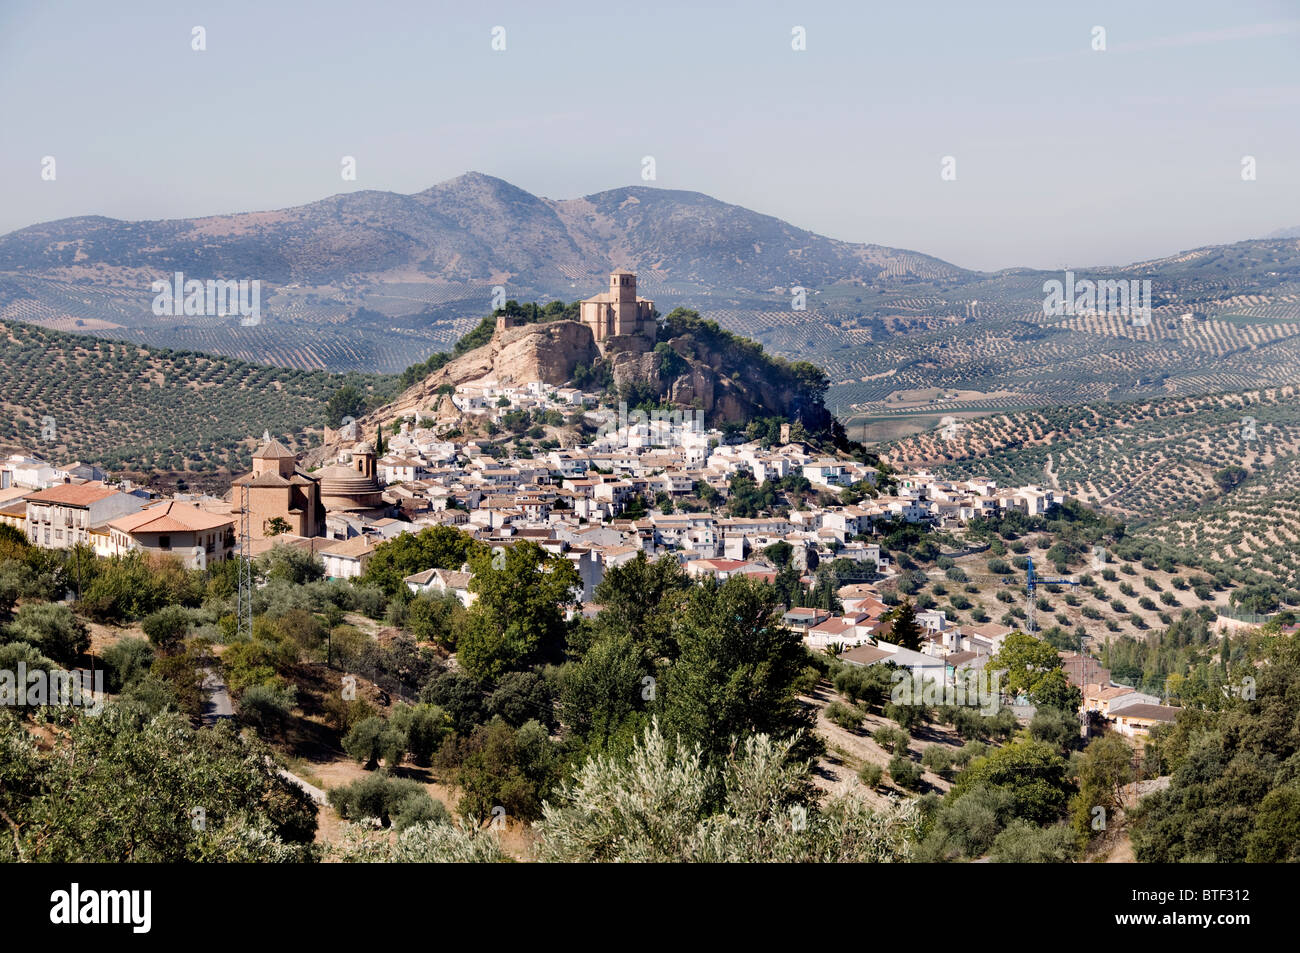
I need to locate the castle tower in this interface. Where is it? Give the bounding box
[580,270,655,354]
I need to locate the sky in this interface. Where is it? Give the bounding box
[1,0,1297,272]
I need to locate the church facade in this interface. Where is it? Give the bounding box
[230,435,324,540]
[579,270,656,353]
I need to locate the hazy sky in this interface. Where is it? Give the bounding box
[1,0,1297,272]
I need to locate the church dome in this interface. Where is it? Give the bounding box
[317,463,385,512]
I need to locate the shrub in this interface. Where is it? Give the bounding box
[342,716,407,769]
[889,754,924,791]
[101,637,154,693]
[872,725,910,754]
[921,745,956,779]
[388,703,452,766]
[420,670,486,734]
[885,701,929,731]
[327,772,447,829]
[349,585,388,620]
[954,740,988,766]
[825,701,864,731]
[988,819,1078,863]
[238,682,298,735]
[858,762,883,788]
[5,602,89,665]
[487,670,555,729]
[141,605,191,650]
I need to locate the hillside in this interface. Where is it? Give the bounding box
[5,172,1298,417]
[0,319,392,486]
[312,305,853,464]
[879,385,1300,595]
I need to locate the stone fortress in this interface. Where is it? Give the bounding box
[578,269,656,354]
[493,269,656,358]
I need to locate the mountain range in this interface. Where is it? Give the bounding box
[2,172,1299,427]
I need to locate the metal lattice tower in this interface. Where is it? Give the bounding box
[1025,555,1079,634]
[236,482,253,639]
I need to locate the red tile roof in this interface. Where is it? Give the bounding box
[23,481,121,507]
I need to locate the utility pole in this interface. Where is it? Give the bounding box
[236,482,253,639]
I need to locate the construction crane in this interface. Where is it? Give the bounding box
[1025,555,1080,634]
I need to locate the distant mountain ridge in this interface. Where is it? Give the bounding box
[0,171,963,290]
[1,173,1299,418]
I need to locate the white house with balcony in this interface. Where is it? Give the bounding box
[24,482,144,551]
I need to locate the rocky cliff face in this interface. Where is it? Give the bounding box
[389,319,597,414]
[312,315,830,463]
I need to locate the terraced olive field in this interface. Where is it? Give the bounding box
[879,385,1300,592]
[0,320,392,479]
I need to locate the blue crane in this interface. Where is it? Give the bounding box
[1025,556,1080,634]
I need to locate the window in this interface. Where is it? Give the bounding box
[159,535,171,550]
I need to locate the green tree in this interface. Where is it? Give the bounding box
[661,575,814,772]
[585,551,690,662]
[1069,732,1134,840]
[1245,785,1300,862]
[140,605,191,651]
[325,384,366,428]
[406,591,467,650]
[0,707,316,861]
[949,740,1074,825]
[989,631,1080,710]
[342,715,407,770]
[437,718,561,823]
[5,602,89,666]
[559,632,651,756]
[535,720,919,863]
[360,526,483,596]
[456,542,581,681]
[883,597,923,651]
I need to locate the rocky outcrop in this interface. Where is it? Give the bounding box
[307,320,601,464]
[390,320,598,414]
[309,314,833,465]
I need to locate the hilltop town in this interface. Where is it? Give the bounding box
[2,263,1190,753]
[0,270,1291,870]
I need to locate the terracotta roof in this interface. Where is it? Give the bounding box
[434,568,473,589]
[23,481,121,506]
[811,617,857,635]
[253,438,297,460]
[109,501,233,534]
[322,536,377,558]
[249,535,333,558]
[839,644,892,666]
